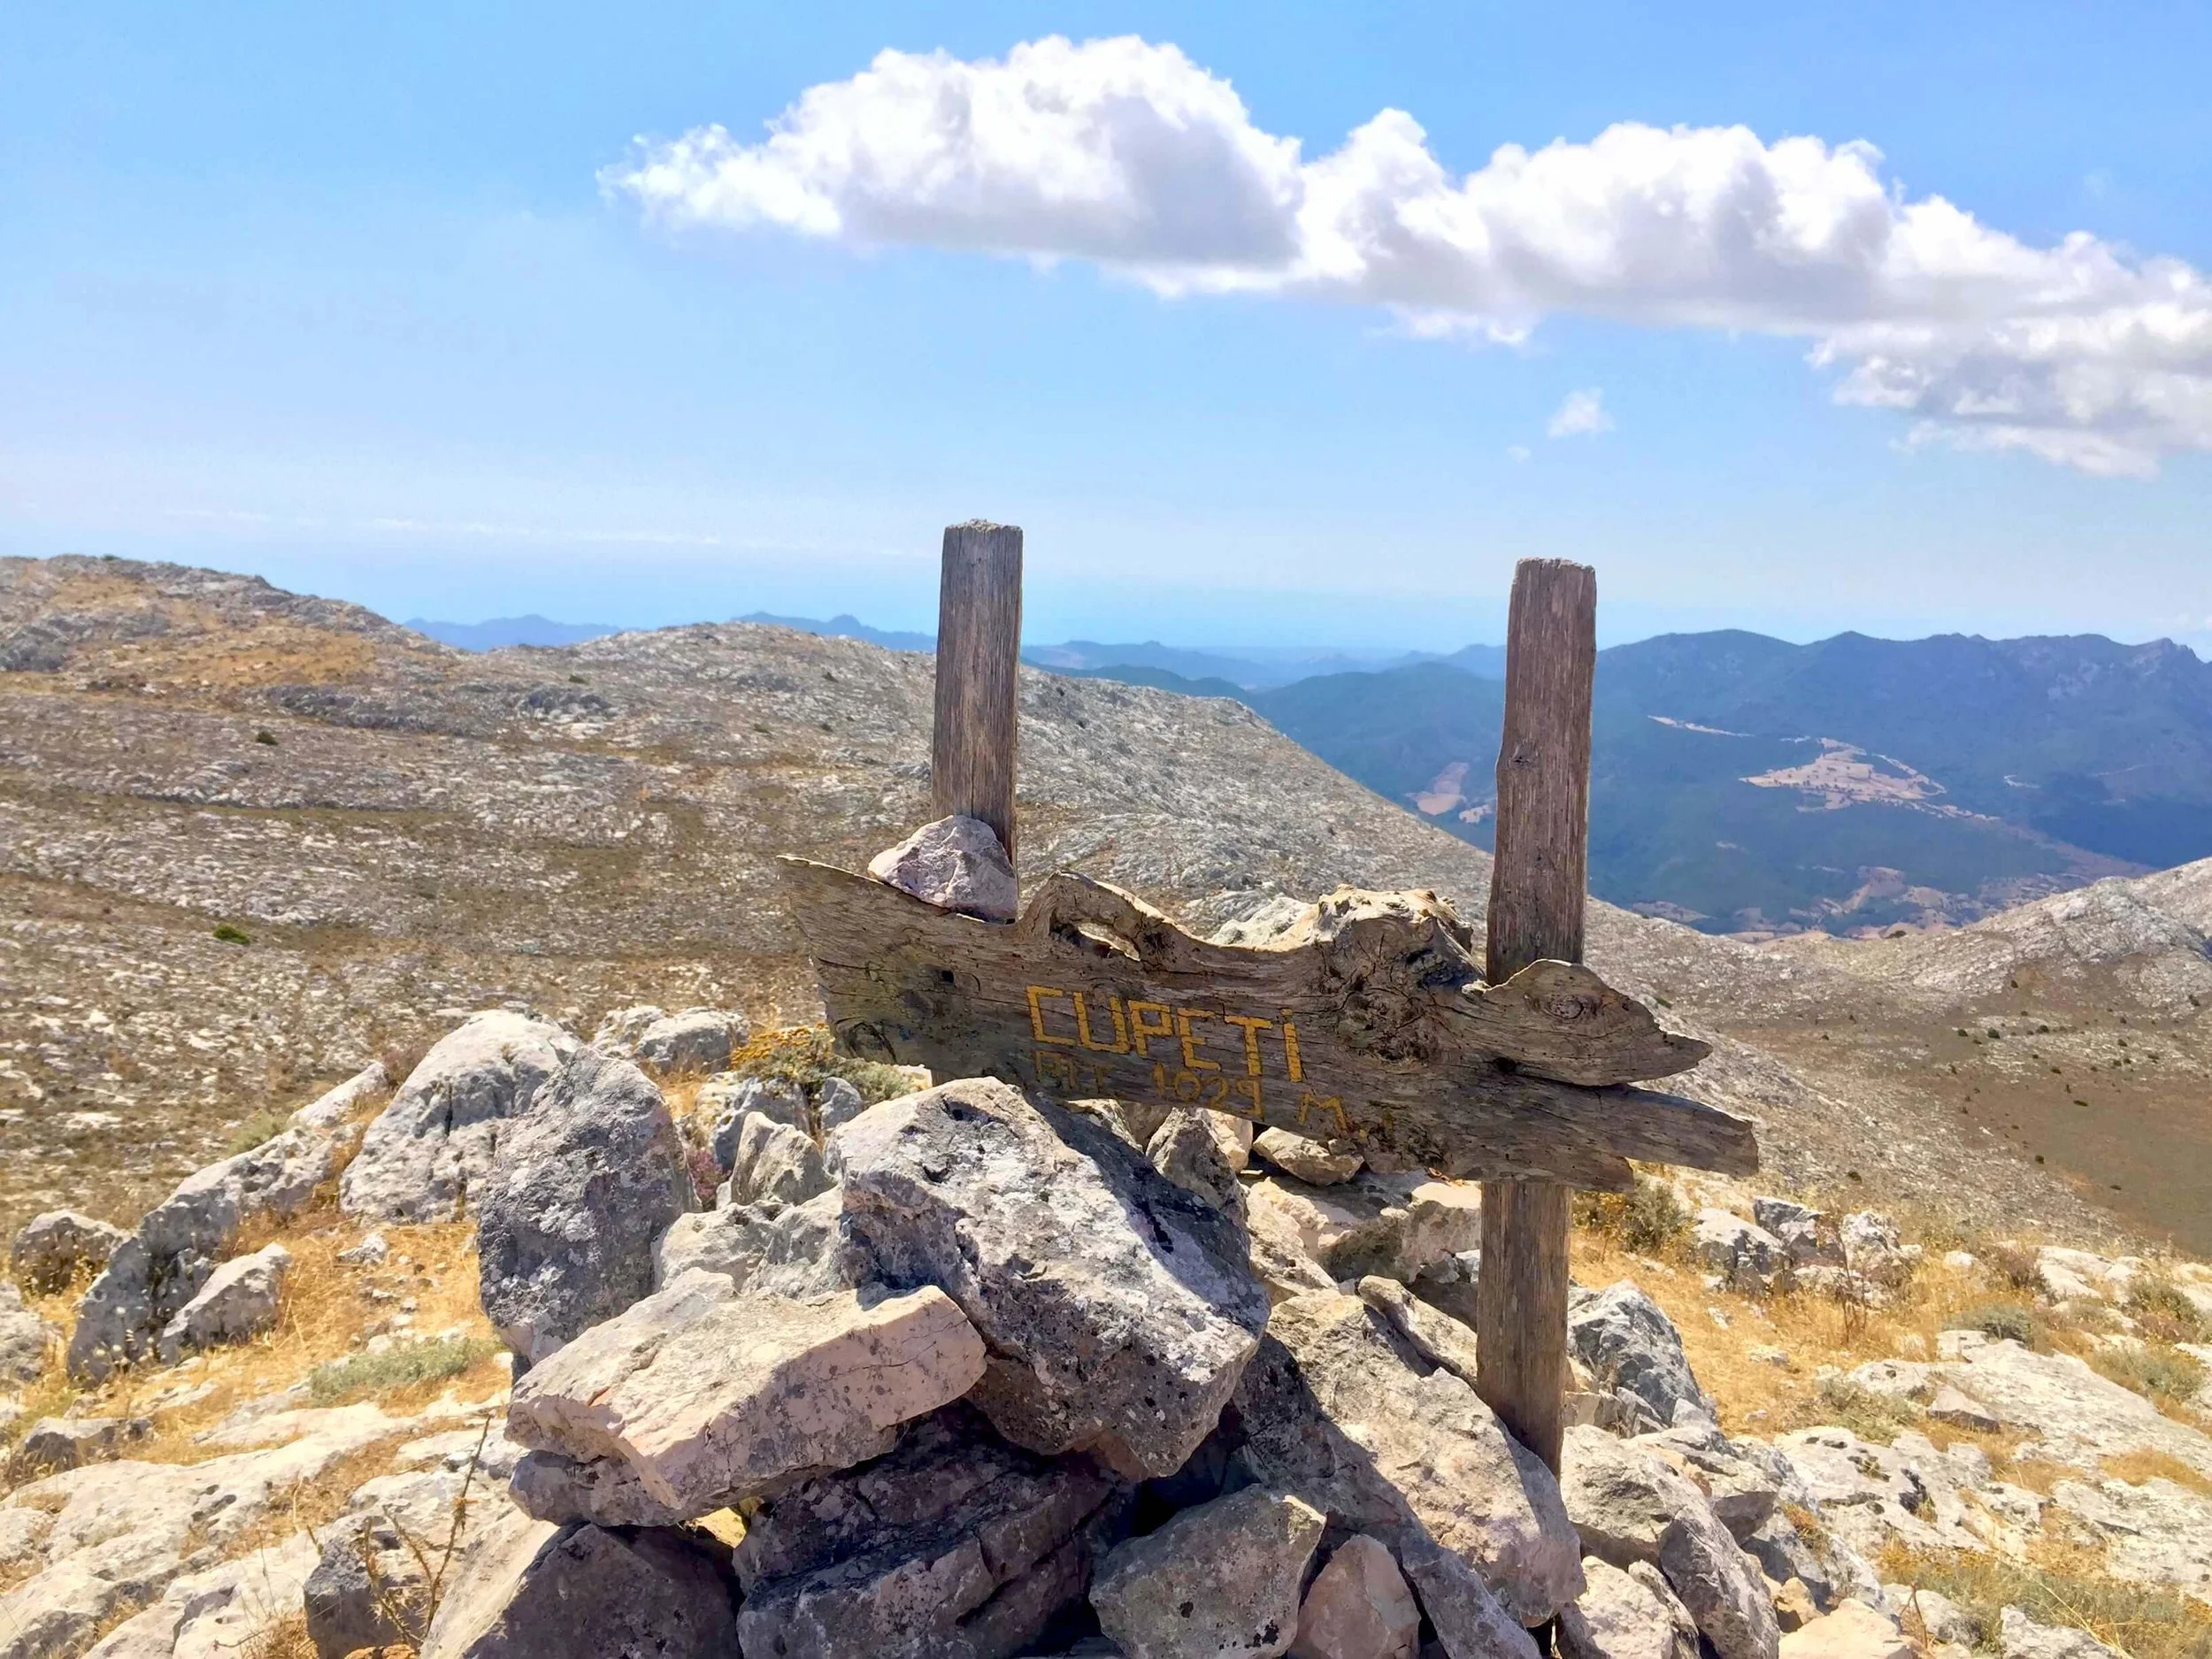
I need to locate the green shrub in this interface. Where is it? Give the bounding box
[724,1024,919,1106]
[1575,1176,1689,1255]
[1798,1377,1919,1440]
[2125,1276,2208,1345]
[309,1335,500,1406]
[1891,1544,2212,1659]
[1956,1299,2041,1347]
[2093,1343,2207,1409]
[212,924,252,946]
[223,1109,292,1156]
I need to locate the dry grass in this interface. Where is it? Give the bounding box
[1882,1540,2212,1659]
[2101,1448,2212,1499]
[2090,1343,2208,1410]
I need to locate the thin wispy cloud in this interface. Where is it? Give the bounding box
[1548,389,1613,439]
[607,35,2212,478]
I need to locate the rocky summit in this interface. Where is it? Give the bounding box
[0,557,2208,1659]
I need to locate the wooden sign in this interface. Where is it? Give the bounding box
[779,857,1757,1192]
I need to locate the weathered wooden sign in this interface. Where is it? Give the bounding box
[779,856,1757,1192]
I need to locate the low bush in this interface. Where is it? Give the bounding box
[308,1334,500,1406]
[1796,1377,1919,1440]
[2092,1342,2207,1409]
[222,1109,292,1157]
[2125,1275,2208,1346]
[723,1023,918,1106]
[1955,1299,2041,1348]
[1574,1176,1689,1256]
[1886,1541,2212,1659]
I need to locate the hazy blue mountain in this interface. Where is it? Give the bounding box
[1063,664,1252,700]
[1025,640,1458,688]
[408,615,620,649]
[1239,631,2212,935]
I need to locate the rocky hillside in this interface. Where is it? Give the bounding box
[0,553,2188,1255]
[0,987,2203,1659]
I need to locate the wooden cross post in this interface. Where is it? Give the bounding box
[931,520,1025,867]
[1476,558,1599,1479]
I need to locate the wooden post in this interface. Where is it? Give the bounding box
[1476,557,1598,1480]
[931,521,1025,866]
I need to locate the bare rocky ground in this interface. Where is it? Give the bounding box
[4,553,2191,1255]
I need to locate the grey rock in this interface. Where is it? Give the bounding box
[1997,1607,2118,1659]
[868,814,1020,923]
[287,1058,392,1132]
[508,1448,691,1527]
[1091,1486,1325,1659]
[1358,1275,1480,1388]
[304,1511,429,1658]
[0,1282,56,1383]
[1148,1109,1245,1211]
[727,1114,833,1208]
[1557,1556,1699,1659]
[12,1416,148,1476]
[476,1048,693,1366]
[706,1074,810,1167]
[1750,1200,1841,1269]
[337,1231,389,1266]
[1932,1331,2212,1476]
[1839,1214,1916,1289]
[2048,1475,2212,1601]
[86,1533,320,1659]
[1246,1174,1485,1286]
[1410,1250,1483,1329]
[631,1007,749,1075]
[341,1010,579,1223]
[11,1211,127,1294]
[1256,1128,1363,1185]
[68,1110,349,1379]
[505,1270,987,1519]
[1633,1420,1801,1541]
[834,1079,1269,1479]
[651,1188,850,1296]
[814,1076,867,1134]
[1567,1281,1714,1430]
[1291,1533,1420,1659]
[419,1516,739,1659]
[1558,1427,1778,1659]
[155,1241,290,1363]
[1396,1535,1542,1659]
[1693,1210,1792,1294]
[734,1402,1127,1659]
[1894,1588,1977,1648]
[591,1004,668,1055]
[1777,1428,2005,1556]
[1230,1290,1583,1626]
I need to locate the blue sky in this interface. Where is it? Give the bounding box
[5,3,2210,649]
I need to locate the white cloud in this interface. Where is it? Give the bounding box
[1548,389,1613,439]
[607,35,2212,477]
[1505,443,1532,463]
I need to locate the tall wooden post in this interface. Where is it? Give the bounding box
[1476,558,1598,1480]
[931,521,1025,867]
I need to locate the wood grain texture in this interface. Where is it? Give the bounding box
[931,521,1025,866]
[1479,557,1600,1478]
[776,857,1758,1188]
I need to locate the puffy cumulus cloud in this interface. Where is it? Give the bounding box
[605,35,2212,477]
[1548,389,1613,439]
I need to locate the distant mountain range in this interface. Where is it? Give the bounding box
[1194,632,2212,935]
[405,614,621,649]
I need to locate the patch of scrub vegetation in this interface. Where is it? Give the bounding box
[722,1023,921,1106]
[1884,1540,2212,1659]
[2091,1341,2208,1409]
[223,1109,293,1156]
[1574,1173,1691,1256]
[308,1333,502,1407]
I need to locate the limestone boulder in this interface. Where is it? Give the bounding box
[1751,1200,1842,1269]
[505,1271,987,1519]
[155,1241,290,1363]
[1256,1129,1363,1186]
[834,1079,1269,1479]
[734,1403,1128,1659]
[1839,1214,1916,1289]
[2048,1475,2212,1602]
[12,1417,147,1478]
[1230,1290,1582,1625]
[726,1113,833,1208]
[1247,1172,1483,1285]
[1396,1537,1541,1659]
[476,1048,693,1366]
[1148,1109,1245,1212]
[419,1510,739,1659]
[591,1004,667,1054]
[1291,1533,1420,1659]
[0,1283,57,1383]
[1557,1557,1700,1659]
[651,1188,850,1296]
[1694,1210,1792,1294]
[68,1108,350,1380]
[1933,1332,2212,1476]
[1568,1281,1714,1430]
[814,1076,867,1134]
[303,1510,430,1658]
[703,1075,810,1167]
[1091,1486,1325,1659]
[1778,1601,1913,1659]
[1997,1607,2117,1659]
[868,814,1020,922]
[1558,1426,1779,1659]
[632,1007,749,1075]
[342,1010,578,1223]
[11,1211,127,1294]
